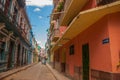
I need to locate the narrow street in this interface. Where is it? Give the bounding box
[2,63,56,80]
[0,0,120,80]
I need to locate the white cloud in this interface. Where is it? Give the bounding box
[37,40,41,46]
[37,40,45,48]
[34,8,41,12]
[26,0,53,7]
[38,16,43,19]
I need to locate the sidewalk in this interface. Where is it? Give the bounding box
[46,64,71,80]
[0,63,37,79]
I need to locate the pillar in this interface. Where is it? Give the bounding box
[14,38,19,68]
[19,43,23,66]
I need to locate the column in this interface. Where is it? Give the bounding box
[26,49,28,64]
[14,38,19,68]
[19,43,23,66]
[21,46,24,66]
[5,37,10,69]
[23,48,26,65]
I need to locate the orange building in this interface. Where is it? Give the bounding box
[49,0,120,80]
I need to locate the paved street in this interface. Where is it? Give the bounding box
[2,63,56,80]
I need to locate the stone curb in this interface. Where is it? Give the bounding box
[46,64,58,80]
[46,64,70,80]
[0,63,37,79]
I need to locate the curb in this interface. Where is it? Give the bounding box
[46,64,58,80]
[0,63,37,79]
[46,64,70,80]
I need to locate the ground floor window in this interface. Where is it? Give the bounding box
[69,45,74,55]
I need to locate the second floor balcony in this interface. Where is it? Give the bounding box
[58,0,88,26]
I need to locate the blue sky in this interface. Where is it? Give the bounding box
[26,0,53,48]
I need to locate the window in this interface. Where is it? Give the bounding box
[69,45,74,55]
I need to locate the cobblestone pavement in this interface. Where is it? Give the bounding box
[2,63,56,80]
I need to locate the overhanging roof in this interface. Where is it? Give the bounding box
[60,0,88,26]
[51,1,120,52]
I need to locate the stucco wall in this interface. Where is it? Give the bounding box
[108,12,120,72]
[58,15,113,77]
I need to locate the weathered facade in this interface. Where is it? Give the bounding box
[0,0,33,72]
[48,0,120,80]
[32,37,39,63]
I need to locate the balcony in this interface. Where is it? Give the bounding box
[59,0,88,26]
[50,29,60,42]
[52,0,64,20]
[51,0,120,51]
[17,0,25,8]
[97,0,119,6]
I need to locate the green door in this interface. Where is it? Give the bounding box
[82,43,90,80]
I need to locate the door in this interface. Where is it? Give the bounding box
[7,41,14,69]
[16,44,20,67]
[82,43,90,80]
[61,48,66,72]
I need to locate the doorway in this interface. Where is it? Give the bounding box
[16,44,20,67]
[61,48,66,73]
[7,41,14,69]
[82,43,90,80]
